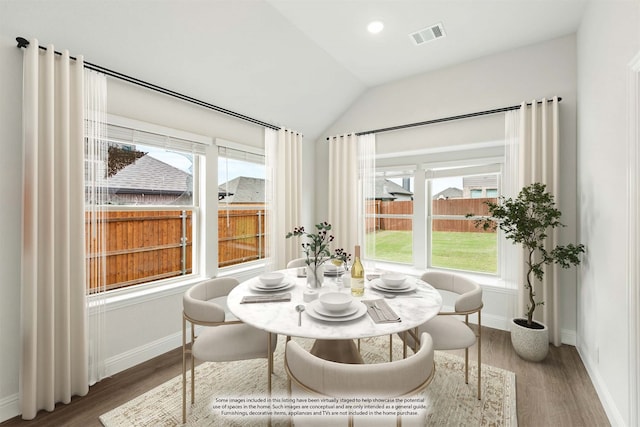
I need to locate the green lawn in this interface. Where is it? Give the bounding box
[366,230,497,274]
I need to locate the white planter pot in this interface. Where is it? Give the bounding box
[510,318,549,362]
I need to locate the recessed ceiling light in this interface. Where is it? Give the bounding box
[367,21,384,34]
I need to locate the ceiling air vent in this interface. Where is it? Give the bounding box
[409,23,446,46]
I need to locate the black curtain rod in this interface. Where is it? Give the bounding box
[325,97,562,140]
[16,37,281,131]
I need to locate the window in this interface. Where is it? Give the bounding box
[217,144,267,268]
[366,161,501,278]
[365,171,414,264]
[470,189,483,198]
[430,171,499,274]
[85,117,210,293]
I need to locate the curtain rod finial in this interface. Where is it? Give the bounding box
[16,37,29,48]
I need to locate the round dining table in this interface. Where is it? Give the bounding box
[227,268,443,364]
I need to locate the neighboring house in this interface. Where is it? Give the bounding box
[218,176,265,204]
[433,187,463,200]
[462,175,498,198]
[104,154,193,205]
[374,177,413,201]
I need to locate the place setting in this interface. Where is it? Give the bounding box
[368,272,419,296]
[323,262,346,277]
[241,272,294,303]
[305,291,368,322]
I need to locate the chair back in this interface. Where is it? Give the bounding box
[287,257,311,268]
[421,271,482,313]
[183,277,239,324]
[285,333,435,398]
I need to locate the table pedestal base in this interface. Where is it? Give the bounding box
[310,339,364,364]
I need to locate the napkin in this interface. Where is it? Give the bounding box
[240,293,292,304]
[363,299,401,323]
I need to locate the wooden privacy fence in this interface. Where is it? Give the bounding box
[218,208,266,268]
[367,198,496,233]
[86,208,267,293]
[86,210,193,293]
[433,197,496,233]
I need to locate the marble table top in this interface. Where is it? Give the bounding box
[227,268,443,340]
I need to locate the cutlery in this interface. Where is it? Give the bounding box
[373,302,386,320]
[296,304,305,326]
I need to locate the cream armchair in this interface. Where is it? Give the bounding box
[182,277,277,423]
[285,332,435,427]
[401,271,483,400]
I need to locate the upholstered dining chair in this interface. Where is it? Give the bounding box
[401,271,483,400]
[287,257,309,268]
[284,332,435,427]
[182,277,277,423]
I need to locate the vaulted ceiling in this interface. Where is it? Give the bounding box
[1,0,588,141]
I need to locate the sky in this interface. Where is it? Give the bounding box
[140,144,265,183]
[144,145,461,191]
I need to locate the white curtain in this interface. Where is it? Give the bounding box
[501,110,523,305]
[358,134,376,258]
[510,97,561,345]
[21,40,88,419]
[328,134,376,256]
[84,69,108,385]
[265,128,302,269]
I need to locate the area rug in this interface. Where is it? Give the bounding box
[100,336,516,426]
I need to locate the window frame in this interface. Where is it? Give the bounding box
[425,161,502,275]
[87,115,214,297]
[368,154,510,288]
[215,139,268,273]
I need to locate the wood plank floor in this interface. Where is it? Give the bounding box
[0,326,610,427]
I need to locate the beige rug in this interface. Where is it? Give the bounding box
[100,336,516,426]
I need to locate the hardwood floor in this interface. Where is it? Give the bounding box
[0,326,610,427]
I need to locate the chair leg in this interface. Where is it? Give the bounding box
[389,334,393,361]
[268,333,273,395]
[286,336,292,396]
[191,324,196,404]
[464,347,469,384]
[477,311,482,400]
[182,316,187,424]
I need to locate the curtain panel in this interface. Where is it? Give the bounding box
[20,40,88,419]
[265,128,302,269]
[328,134,376,256]
[512,97,561,346]
[84,69,108,385]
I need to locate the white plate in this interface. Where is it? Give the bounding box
[306,301,368,322]
[249,279,296,292]
[324,268,345,276]
[370,279,417,293]
[312,300,359,317]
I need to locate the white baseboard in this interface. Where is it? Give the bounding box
[0,392,19,423]
[105,330,182,377]
[577,345,624,426]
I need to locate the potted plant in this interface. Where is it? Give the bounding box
[470,183,585,361]
[286,222,350,288]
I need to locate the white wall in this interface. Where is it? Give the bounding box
[0,34,25,423]
[315,34,580,342]
[577,1,640,425]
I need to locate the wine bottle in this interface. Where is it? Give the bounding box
[350,245,365,297]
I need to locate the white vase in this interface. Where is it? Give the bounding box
[306,264,325,289]
[510,317,549,362]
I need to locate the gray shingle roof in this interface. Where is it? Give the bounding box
[107,155,192,193]
[219,176,265,203]
[375,177,413,200]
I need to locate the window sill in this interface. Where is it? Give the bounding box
[367,261,516,292]
[88,262,268,313]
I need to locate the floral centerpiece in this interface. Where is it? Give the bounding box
[286,222,350,287]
